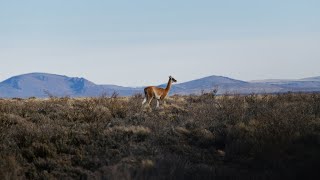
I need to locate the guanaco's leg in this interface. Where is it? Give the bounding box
[147,97,153,106]
[142,98,147,105]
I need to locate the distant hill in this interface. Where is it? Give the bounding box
[251,76,320,93]
[0,73,319,98]
[0,73,140,98]
[301,76,320,82]
[171,76,284,94]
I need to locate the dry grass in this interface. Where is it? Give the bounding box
[0,92,320,179]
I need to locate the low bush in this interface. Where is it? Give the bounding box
[0,93,319,179]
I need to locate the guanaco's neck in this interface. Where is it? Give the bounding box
[165,78,173,92]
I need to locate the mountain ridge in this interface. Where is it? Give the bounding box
[0,73,319,98]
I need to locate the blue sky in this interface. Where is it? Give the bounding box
[0,0,319,86]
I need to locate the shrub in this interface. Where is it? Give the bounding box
[0,93,319,179]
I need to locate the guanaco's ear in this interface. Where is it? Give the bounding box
[169,75,172,79]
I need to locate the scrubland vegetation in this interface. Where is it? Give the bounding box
[0,92,320,179]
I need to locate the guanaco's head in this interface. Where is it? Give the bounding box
[169,76,177,83]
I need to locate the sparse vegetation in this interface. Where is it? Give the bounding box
[0,92,320,179]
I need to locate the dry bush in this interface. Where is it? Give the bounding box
[0,93,320,179]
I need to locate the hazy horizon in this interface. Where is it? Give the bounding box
[1,0,319,86]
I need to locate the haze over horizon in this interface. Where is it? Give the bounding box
[1,0,319,86]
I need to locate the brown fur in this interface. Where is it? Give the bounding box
[142,76,177,108]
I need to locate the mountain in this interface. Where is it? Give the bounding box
[0,73,319,98]
[251,76,320,93]
[301,76,320,82]
[0,73,141,98]
[170,76,285,95]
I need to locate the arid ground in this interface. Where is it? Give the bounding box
[1,92,320,179]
